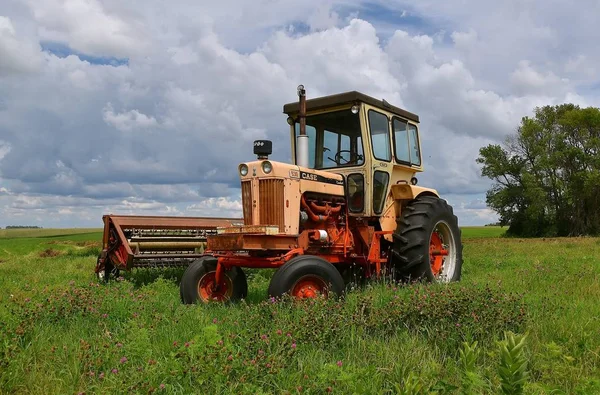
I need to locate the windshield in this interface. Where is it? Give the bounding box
[294,109,364,169]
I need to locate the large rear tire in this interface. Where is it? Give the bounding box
[180,256,247,304]
[268,255,345,299]
[391,196,462,282]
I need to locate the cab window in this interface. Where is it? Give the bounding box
[368,110,391,162]
[373,171,389,214]
[392,117,421,166]
[347,173,364,213]
[295,109,364,169]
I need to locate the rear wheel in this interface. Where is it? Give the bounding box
[392,196,462,282]
[180,256,247,304]
[268,255,345,299]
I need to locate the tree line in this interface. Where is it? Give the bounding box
[477,104,600,237]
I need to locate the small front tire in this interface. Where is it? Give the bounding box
[180,256,247,304]
[268,255,345,299]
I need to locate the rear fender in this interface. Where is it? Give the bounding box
[379,185,439,242]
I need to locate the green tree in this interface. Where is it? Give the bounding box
[477,104,600,237]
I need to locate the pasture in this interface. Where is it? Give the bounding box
[0,227,599,394]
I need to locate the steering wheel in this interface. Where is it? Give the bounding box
[328,150,363,165]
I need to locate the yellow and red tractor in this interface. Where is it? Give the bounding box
[96,86,462,302]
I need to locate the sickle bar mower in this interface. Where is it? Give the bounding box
[95,215,242,278]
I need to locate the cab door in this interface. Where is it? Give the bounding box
[365,107,393,217]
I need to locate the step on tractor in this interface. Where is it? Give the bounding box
[96,86,462,302]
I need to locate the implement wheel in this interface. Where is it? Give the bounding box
[268,255,345,299]
[180,256,247,304]
[392,196,462,282]
[96,254,120,282]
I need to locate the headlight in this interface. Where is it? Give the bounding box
[239,164,248,176]
[261,161,272,174]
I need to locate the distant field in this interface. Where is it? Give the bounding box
[1,227,599,393]
[461,225,506,239]
[0,228,102,239]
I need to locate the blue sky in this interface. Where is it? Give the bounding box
[0,0,598,227]
[41,41,129,66]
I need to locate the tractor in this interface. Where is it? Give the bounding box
[177,86,462,303]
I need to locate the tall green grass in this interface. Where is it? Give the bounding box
[0,229,599,393]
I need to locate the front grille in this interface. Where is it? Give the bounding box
[259,179,285,233]
[241,180,253,225]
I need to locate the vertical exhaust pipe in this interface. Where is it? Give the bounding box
[296,85,309,168]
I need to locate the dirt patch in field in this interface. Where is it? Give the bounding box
[0,259,5,263]
[46,240,100,248]
[39,249,62,258]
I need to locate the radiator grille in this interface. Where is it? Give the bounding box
[259,179,285,233]
[241,180,253,225]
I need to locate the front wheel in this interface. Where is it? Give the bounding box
[268,255,345,299]
[180,256,247,304]
[391,196,462,282]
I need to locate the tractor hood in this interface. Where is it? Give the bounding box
[239,160,344,188]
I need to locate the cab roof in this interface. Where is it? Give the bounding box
[283,90,419,123]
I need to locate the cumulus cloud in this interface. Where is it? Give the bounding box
[0,16,43,75]
[102,103,158,132]
[26,0,146,57]
[0,0,598,227]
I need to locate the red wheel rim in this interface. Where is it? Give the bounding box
[429,231,449,276]
[197,272,232,302]
[291,275,328,299]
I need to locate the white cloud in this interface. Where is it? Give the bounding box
[102,103,158,132]
[510,60,568,96]
[27,0,146,57]
[0,16,43,75]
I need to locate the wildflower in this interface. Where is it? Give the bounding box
[102,313,108,319]
[116,343,123,348]
[98,372,105,379]
[24,298,30,303]
[184,342,190,348]
[251,359,256,365]
[217,340,223,346]
[276,329,282,335]
[111,368,118,374]
[291,343,297,349]
[88,371,95,377]
[261,334,268,340]
[266,363,271,368]
[173,341,178,347]
[159,384,165,390]
[258,349,264,355]
[227,355,233,361]
[297,386,303,392]
[337,360,343,367]
[286,332,292,337]
[270,297,276,303]
[213,318,218,324]
[120,357,127,364]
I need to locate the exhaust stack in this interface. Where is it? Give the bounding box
[296,84,309,168]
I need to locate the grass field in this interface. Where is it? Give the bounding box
[0,227,599,394]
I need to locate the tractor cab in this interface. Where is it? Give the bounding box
[284,90,425,218]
